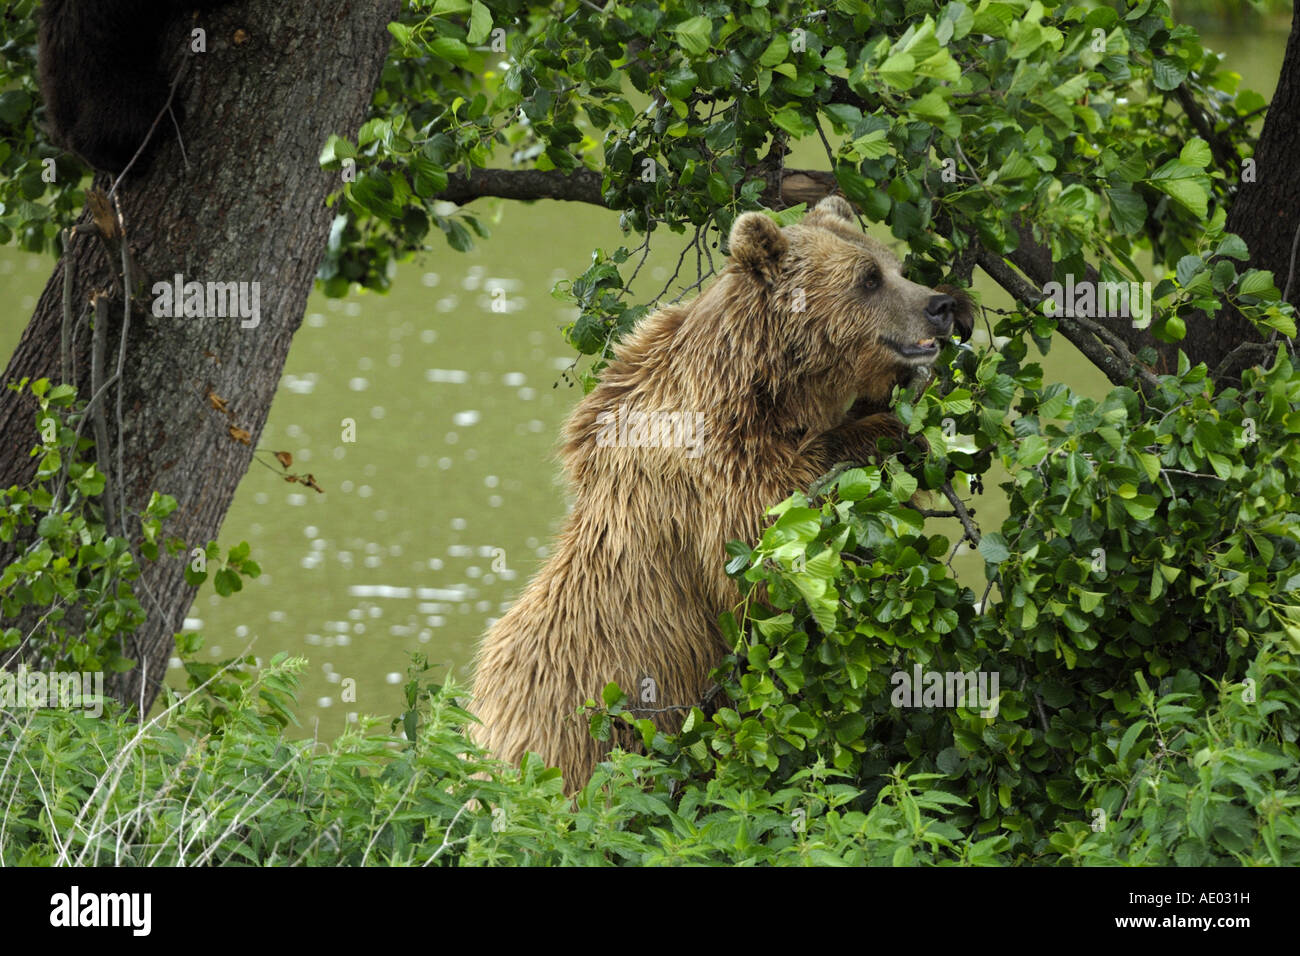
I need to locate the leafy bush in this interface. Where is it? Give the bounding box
[2,628,1294,865]
[1,0,1297,867]
[590,327,1300,864]
[0,654,1007,865]
[0,379,262,683]
[0,378,173,674]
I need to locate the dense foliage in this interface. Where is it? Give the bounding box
[0,641,1294,865]
[607,342,1300,863]
[0,379,263,682]
[1,0,1297,864]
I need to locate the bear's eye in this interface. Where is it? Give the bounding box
[861,269,881,292]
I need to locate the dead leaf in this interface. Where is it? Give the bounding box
[86,189,119,239]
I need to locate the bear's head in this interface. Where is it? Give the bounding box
[727,195,972,419]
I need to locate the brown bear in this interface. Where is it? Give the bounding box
[469,196,970,789]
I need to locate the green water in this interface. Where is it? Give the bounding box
[0,26,1288,735]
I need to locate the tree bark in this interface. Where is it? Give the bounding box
[0,1,399,712]
[1182,0,1300,379]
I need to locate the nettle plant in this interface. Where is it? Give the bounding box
[0,378,263,713]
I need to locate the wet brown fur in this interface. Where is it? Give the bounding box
[469,197,970,789]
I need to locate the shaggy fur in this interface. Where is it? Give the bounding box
[470,196,971,788]
[37,1,230,172]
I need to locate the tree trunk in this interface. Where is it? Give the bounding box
[1181,0,1300,379]
[0,1,399,712]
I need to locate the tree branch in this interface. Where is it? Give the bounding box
[432,162,1180,394]
[438,167,605,206]
[1173,82,1238,177]
[974,247,1160,393]
[435,165,841,211]
[940,480,981,547]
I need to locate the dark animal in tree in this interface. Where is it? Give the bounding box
[37,1,230,173]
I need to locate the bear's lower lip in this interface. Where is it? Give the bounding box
[885,338,941,362]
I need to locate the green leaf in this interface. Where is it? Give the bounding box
[1216,234,1250,260]
[1152,58,1187,91]
[675,16,712,56]
[759,34,789,68]
[851,129,889,160]
[1151,175,1208,219]
[908,91,950,125]
[772,109,813,137]
[1238,269,1278,298]
[1018,434,1048,466]
[978,533,1011,564]
[837,468,880,501]
[430,37,470,63]
[1121,494,1158,521]
[319,135,356,166]
[601,681,624,708]
[1179,138,1211,168]
[1106,186,1146,235]
[1261,309,1297,337]
[823,103,862,128]
[467,1,493,46]
[0,90,31,126]
[877,52,917,89]
[213,568,243,597]
[1117,719,1147,764]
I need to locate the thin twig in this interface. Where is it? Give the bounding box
[1282,217,1300,306]
[60,230,74,384]
[1212,340,1275,381]
[1034,692,1050,735]
[979,575,998,613]
[975,247,1161,393]
[109,59,189,197]
[89,295,117,535]
[113,194,132,539]
[940,480,980,546]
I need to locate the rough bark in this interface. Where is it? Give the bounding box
[439,165,838,212]
[1182,0,1300,379]
[0,1,399,712]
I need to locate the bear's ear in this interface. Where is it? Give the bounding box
[728,212,788,279]
[804,195,856,228]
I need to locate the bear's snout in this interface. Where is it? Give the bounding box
[924,294,957,339]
